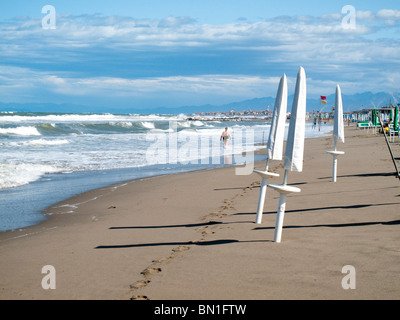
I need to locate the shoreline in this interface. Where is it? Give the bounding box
[0,150,265,234]
[0,162,261,242]
[0,125,332,234]
[1,125,399,299]
[0,118,333,233]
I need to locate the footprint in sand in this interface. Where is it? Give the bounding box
[141,267,162,277]
[130,295,149,300]
[130,245,192,299]
[172,245,190,253]
[152,256,171,263]
[130,279,150,289]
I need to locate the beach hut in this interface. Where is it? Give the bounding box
[326,85,345,182]
[268,67,306,243]
[253,74,288,224]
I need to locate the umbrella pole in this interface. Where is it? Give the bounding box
[274,194,287,243]
[283,169,288,186]
[274,193,286,242]
[332,139,337,182]
[255,159,270,224]
[255,178,267,224]
[273,169,288,243]
[332,156,338,182]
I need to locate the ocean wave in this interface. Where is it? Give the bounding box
[6,139,69,147]
[0,113,120,123]
[150,128,174,133]
[177,121,191,128]
[109,121,133,128]
[191,120,204,127]
[0,163,60,190]
[0,113,180,123]
[139,121,155,129]
[0,126,41,136]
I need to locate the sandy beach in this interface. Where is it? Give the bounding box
[1,125,399,300]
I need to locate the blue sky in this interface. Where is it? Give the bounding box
[0,0,399,111]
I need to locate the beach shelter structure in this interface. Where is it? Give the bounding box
[268,67,306,243]
[253,74,288,224]
[326,85,345,182]
[372,109,378,126]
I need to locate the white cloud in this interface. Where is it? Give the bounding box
[0,9,399,106]
[0,65,282,101]
[0,12,374,50]
[377,9,400,25]
[356,10,375,22]
[377,9,400,20]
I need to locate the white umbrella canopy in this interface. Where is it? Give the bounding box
[253,74,287,224]
[334,84,345,145]
[283,67,307,173]
[267,74,288,161]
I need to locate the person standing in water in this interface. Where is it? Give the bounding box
[220,127,231,148]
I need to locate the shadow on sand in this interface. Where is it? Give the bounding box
[95,238,272,249]
[233,202,399,216]
[318,172,397,179]
[253,219,400,231]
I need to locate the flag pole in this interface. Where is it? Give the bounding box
[319,99,321,131]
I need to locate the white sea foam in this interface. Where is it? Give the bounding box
[113,121,133,128]
[0,114,118,123]
[0,113,179,123]
[0,126,41,136]
[9,139,70,146]
[177,121,191,128]
[191,120,204,127]
[139,121,155,129]
[0,163,60,190]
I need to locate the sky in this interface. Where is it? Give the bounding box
[0,0,399,111]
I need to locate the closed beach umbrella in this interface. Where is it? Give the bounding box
[253,74,287,224]
[326,84,345,182]
[267,74,288,161]
[334,84,345,145]
[268,67,306,242]
[283,67,307,173]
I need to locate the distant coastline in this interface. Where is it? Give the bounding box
[1,90,398,115]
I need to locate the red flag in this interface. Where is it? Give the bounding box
[320,96,327,100]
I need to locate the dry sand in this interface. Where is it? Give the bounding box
[1,126,399,300]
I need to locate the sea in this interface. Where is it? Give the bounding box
[0,111,333,232]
